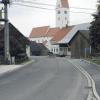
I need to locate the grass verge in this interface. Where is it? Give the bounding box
[85,58,100,65]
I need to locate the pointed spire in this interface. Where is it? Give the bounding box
[61,0,69,8]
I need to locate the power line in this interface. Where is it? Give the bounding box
[13,3,55,10]
[16,0,55,7]
[15,0,96,11]
[12,3,94,15]
[70,11,93,15]
[70,7,96,11]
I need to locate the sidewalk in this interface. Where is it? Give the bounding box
[0,59,34,76]
[73,59,100,97]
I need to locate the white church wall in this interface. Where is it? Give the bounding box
[30,37,50,43]
[56,8,69,28]
[44,37,53,50]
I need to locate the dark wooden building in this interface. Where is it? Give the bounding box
[69,30,90,58]
[0,23,30,64]
[30,41,49,56]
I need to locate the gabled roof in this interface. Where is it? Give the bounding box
[79,30,90,41]
[29,26,49,38]
[51,26,73,44]
[29,26,60,38]
[61,0,69,8]
[59,23,91,44]
[0,23,30,56]
[46,28,60,37]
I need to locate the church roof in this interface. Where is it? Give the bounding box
[29,26,49,38]
[46,28,60,37]
[29,26,60,38]
[61,0,69,8]
[51,26,73,44]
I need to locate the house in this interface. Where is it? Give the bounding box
[69,30,90,58]
[50,26,73,55]
[0,23,30,64]
[30,41,49,56]
[58,23,91,58]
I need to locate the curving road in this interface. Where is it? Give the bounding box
[0,56,88,100]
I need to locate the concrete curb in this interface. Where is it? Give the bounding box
[0,59,35,77]
[67,60,100,100]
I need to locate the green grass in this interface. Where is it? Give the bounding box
[86,58,100,65]
[92,59,100,65]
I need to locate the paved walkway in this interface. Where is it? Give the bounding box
[72,59,100,97]
[0,59,34,76]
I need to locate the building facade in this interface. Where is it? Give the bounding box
[69,30,90,58]
[56,0,69,28]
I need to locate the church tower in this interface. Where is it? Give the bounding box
[56,0,69,28]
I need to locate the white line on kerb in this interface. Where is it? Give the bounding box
[68,60,100,100]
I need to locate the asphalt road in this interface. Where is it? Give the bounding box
[0,56,88,100]
[72,59,100,96]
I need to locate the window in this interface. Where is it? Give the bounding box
[58,17,60,20]
[56,48,58,52]
[54,48,55,52]
[65,17,67,20]
[64,11,67,14]
[68,48,70,51]
[60,48,62,51]
[58,10,60,14]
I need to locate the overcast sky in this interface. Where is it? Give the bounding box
[7,0,97,37]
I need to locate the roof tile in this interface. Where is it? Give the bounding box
[51,26,73,44]
[46,28,60,37]
[61,0,69,8]
[29,26,49,38]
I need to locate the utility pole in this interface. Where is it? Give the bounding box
[0,0,11,64]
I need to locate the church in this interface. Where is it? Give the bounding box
[29,0,90,57]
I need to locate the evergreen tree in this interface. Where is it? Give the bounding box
[90,0,100,54]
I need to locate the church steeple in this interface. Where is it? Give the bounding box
[56,0,69,28]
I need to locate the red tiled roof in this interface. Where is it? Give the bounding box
[51,26,73,44]
[46,28,60,37]
[61,0,69,8]
[29,26,60,38]
[29,26,49,38]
